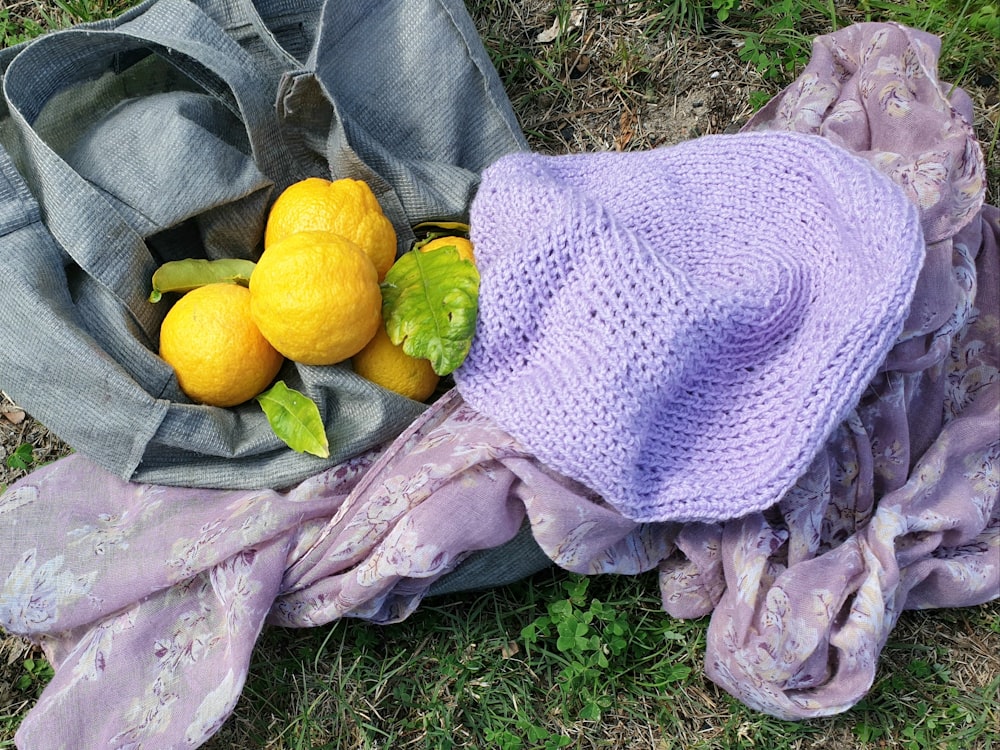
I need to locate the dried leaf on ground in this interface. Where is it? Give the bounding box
[536,7,585,43]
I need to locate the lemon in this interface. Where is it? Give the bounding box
[419,235,476,264]
[249,231,382,365]
[352,324,440,401]
[264,177,397,280]
[158,283,284,407]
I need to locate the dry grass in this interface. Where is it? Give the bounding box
[473,1,766,153]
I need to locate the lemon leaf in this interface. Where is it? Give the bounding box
[412,220,470,236]
[380,246,479,376]
[149,258,256,303]
[256,381,330,458]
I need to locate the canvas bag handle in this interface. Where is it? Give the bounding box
[0,0,530,489]
[1,0,299,340]
[210,0,530,229]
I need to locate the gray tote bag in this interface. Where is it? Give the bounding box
[0,0,528,490]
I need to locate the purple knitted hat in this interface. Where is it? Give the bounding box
[454,131,925,523]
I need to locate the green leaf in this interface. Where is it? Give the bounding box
[149,258,257,302]
[380,245,479,376]
[663,664,693,683]
[6,443,34,470]
[256,381,329,458]
[578,701,602,721]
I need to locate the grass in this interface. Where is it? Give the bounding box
[0,0,998,748]
[199,573,1000,749]
[0,0,133,45]
[470,0,997,199]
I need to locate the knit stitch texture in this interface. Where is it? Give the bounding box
[454,131,925,523]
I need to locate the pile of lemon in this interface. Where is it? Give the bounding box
[158,177,464,407]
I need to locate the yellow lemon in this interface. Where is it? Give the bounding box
[264,177,397,280]
[158,283,284,407]
[249,231,382,365]
[419,235,475,264]
[352,324,440,402]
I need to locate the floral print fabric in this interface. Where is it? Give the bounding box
[1,22,997,748]
[686,21,1000,719]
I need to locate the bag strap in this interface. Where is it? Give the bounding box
[1,0,297,336]
[0,134,42,238]
[202,0,321,72]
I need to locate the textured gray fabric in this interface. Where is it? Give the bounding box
[428,522,555,597]
[0,0,528,489]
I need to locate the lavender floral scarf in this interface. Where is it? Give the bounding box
[1,22,996,748]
